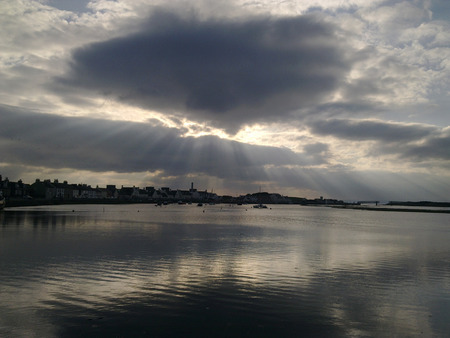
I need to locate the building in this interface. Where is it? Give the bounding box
[30,179,56,199]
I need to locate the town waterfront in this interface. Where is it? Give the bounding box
[1,204,449,337]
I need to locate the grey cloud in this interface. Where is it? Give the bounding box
[0,105,313,181]
[298,101,385,121]
[1,106,448,200]
[56,10,351,133]
[259,165,450,201]
[303,142,328,154]
[309,118,437,143]
[397,131,450,161]
[309,118,450,163]
[302,142,329,165]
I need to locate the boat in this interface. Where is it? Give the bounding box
[253,203,267,209]
[197,203,203,207]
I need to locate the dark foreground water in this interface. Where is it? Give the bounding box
[1,204,449,337]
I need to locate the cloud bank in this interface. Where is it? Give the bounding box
[1,105,449,200]
[0,105,308,177]
[58,11,351,132]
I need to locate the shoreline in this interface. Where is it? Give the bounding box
[331,205,450,214]
[2,198,158,209]
[3,199,450,214]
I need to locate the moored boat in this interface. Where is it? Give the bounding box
[253,203,267,209]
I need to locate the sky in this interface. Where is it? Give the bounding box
[1,0,449,201]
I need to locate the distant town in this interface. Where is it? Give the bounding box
[2,175,449,211]
[0,175,347,207]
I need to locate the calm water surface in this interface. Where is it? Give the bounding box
[1,204,449,337]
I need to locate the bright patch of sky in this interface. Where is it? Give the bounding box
[45,0,92,13]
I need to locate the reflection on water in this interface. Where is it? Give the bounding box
[1,205,449,337]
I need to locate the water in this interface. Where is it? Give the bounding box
[1,204,449,337]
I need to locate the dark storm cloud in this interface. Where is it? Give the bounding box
[0,105,313,180]
[57,10,351,132]
[309,118,437,143]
